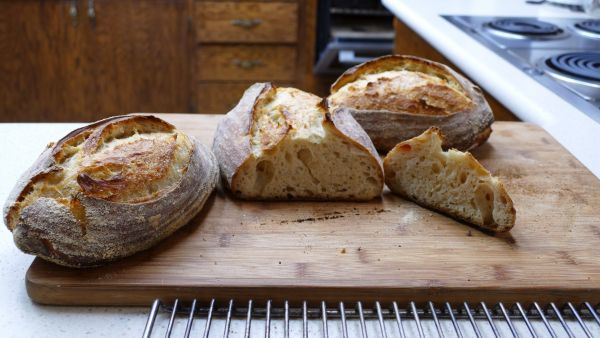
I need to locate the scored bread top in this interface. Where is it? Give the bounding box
[250,87,326,156]
[328,55,473,116]
[325,55,494,153]
[4,115,194,231]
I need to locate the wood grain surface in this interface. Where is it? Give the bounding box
[0,1,88,121]
[26,114,600,306]
[195,2,298,43]
[196,46,297,81]
[196,82,293,114]
[0,0,188,122]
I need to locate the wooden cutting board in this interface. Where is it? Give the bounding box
[26,114,600,306]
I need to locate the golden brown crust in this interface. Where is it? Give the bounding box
[3,114,219,267]
[212,83,384,200]
[328,55,494,152]
[331,55,467,95]
[77,135,179,202]
[212,83,274,191]
[331,68,473,116]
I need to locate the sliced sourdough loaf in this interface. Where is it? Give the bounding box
[383,128,515,232]
[327,55,494,153]
[212,82,384,201]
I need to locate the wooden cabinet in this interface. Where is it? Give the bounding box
[0,0,316,120]
[196,46,297,81]
[195,2,298,43]
[193,0,310,114]
[0,0,188,122]
[196,82,294,114]
[0,1,88,121]
[80,0,188,120]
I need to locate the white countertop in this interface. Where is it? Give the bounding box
[383,0,600,180]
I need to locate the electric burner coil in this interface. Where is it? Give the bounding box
[487,19,563,37]
[545,52,600,82]
[574,19,600,39]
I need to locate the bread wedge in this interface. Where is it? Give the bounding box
[383,128,515,232]
[4,115,219,267]
[327,55,494,153]
[212,82,384,201]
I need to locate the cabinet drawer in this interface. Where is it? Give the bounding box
[196,82,293,114]
[196,46,297,81]
[195,2,297,43]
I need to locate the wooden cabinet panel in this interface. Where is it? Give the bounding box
[0,1,88,122]
[82,0,188,119]
[0,1,188,122]
[196,82,293,114]
[195,2,298,43]
[196,46,296,81]
[196,83,251,114]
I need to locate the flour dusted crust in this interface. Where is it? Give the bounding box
[3,115,219,267]
[383,128,515,232]
[212,83,384,201]
[327,55,494,153]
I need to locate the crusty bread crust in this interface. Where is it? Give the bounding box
[212,83,384,201]
[328,55,494,153]
[383,128,516,232]
[212,83,273,191]
[3,115,219,267]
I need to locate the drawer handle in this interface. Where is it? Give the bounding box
[232,59,262,69]
[230,19,262,29]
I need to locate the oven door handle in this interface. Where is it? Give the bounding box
[338,50,375,66]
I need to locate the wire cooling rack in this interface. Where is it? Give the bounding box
[142,299,600,338]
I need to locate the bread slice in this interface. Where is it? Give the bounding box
[327,55,494,153]
[383,128,515,232]
[212,82,384,201]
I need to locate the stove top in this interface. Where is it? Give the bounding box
[545,52,600,82]
[574,19,600,38]
[486,18,564,39]
[444,16,600,123]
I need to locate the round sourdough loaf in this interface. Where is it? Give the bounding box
[327,55,494,153]
[3,115,218,268]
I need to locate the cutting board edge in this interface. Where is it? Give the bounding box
[27,273,600,307]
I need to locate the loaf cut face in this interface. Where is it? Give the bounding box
[4,115,219,267]
[213,83,384,201]
[384,128,515,232]
[327,55,494,153]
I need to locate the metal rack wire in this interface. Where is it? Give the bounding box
[142,299,600,338]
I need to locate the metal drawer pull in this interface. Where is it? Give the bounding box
[232,59,262,69]
[87,0,95,19]
[231,18,262,28]
[69,0,78,27]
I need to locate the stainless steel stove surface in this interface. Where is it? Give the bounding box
[443,16,600,123]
